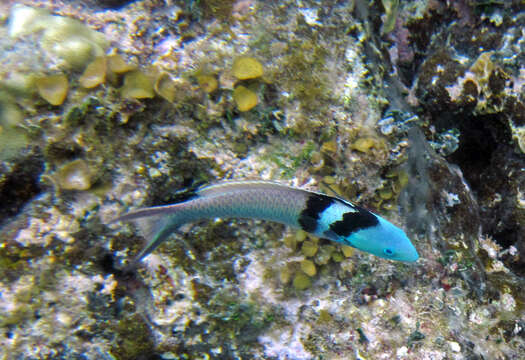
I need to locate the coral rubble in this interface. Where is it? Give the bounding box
[0,0,524,359]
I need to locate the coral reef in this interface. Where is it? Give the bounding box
[0,0,524,359]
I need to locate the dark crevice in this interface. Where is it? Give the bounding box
[447,113,507,192]
[445,111,524,272]
[0,151,45,227]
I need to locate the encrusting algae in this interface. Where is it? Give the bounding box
[2,1,525,359]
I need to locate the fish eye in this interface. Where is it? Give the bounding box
[383,248,394,257]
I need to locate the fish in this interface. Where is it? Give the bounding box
[112,180,419,265]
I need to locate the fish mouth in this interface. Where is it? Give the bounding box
[403,247,419,262]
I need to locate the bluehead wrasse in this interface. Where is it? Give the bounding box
[112,180,419,266]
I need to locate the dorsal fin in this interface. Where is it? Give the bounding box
[198,180,313,197]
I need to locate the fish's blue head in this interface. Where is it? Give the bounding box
[347,215,419,262]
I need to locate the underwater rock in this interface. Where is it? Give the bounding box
[9,5,109,70]
[394,0,525,279]
[93,0,135,9]
[1,1,524,359]
[398,128,502,320]
[8,5,49,37]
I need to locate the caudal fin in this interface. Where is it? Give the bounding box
[111,204,183,266]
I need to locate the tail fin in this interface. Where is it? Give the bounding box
[111,204,183,266]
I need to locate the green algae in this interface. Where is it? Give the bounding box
[317,309,332,324]
[331,252,344,262]
[111,315,155,360]
[233,85,258,111]
[185,280,279,357]
[196,74,218,93]
[261,140,317,177]
[190,0,236,22]
[121,71,155,99]
[0,262,62,329]
[293,273,312,290]
[0,100,30,161]
[40,97,118,189]
[232,57,264,80]
[1,304,34,326]
[0,244,31,283]
[209,298,274,339]
[300,259,316,277]
[35,73,69,105]
[0,120,30,161]
[381,0,400,34]
[277,39,330,113]
[407,323,425,347]
[313,244,334,266]
[79,56,107,89]
[301,240,318,257]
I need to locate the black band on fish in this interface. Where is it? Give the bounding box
[328,206,379,237]
[298,193,334,232]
